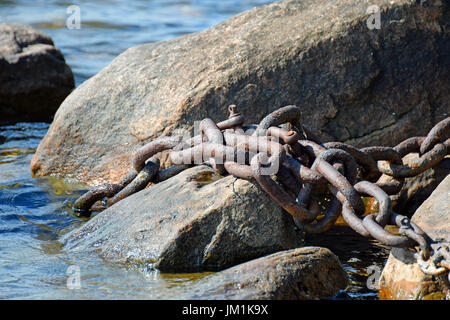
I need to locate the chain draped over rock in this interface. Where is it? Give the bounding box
[72,105,450,279]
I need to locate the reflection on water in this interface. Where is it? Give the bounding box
[306,225,390,300]
[0,0,390,299]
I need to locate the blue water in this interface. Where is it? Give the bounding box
[0,0,385,299]
[0,0,274,86]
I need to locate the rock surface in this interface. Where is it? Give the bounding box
[171,247,348,300]
[379,174,450,300]
[31,0,450,185]
[0,24,74,123]
[62,165,299,271]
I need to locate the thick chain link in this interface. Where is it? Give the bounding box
[73,105,450,277]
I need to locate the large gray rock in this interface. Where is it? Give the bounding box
[172,247,348,300]
[62,165,299,271]
[0,24,74,123]
[31,0,449,185]
[379,174,450,300]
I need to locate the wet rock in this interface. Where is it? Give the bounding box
[0,24,75,123]
[62,165,299,271]
[172,247,348,300]
[31,0,449,185]
[378,175,450,300]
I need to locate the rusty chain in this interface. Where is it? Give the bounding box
[72,105,450,278]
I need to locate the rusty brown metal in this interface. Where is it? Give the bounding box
[253,105,301,137]
[341,200,370,237]
[284,142,311,166]
[200,118,226,173]
[324,142,380,182]
[303,198,342,234]
[360,146,406,195]
[251,152,317,222]
[312,149,365,215]
[267,126,300,145]
[393,136,425,157]
[353,181,391,227]
[276,163,303,195]
[107,157,160,206]
[155,164,192,183]
[132,136,182,172]
[223,161,253,180]
[71,105,449,280]
[378,143,447,178]
[297,140,326,159]
[283,155,326,184]
[420,117,450,155]
[200,118,224,145]
[417,242,450,276]
[216,105,246,130]
[169,142,235,165]
[73,183,123,216]
[362,214,416,247]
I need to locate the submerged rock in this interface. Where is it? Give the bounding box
[0,24,74,123]
[172,247,348,300]
[379,175,450,300]
[31,0,450,185]
[62,165,299,271]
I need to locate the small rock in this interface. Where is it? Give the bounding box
[378,175,450,300]
[0,23,74,123]
[62,165,299,271]
[172,247,348,300]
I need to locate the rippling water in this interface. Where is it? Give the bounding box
[0,0,389,299]
[0,0,274,86]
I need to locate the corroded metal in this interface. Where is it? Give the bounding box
[362,213,416,247]
[132,136,182,172]
[267,126,300,145]
[416,242,450,276]
[420,117,450,155]
[297,140,326,159]
[250,152,317,222]
[283,155,326,185]
[155,164,192,183]
[73,183,123,216]
[353,181,391,227]
[253,105,301,137]
[71,105,449,279]
[378,143,447,178]
[216,105,246,130]
[393,136,425,157]
[200,118,226,173]
[276,163,302,196]
[312,149,365,215]
[107,158,160,206]
[324,142,380,182]
[303,198,342,234]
